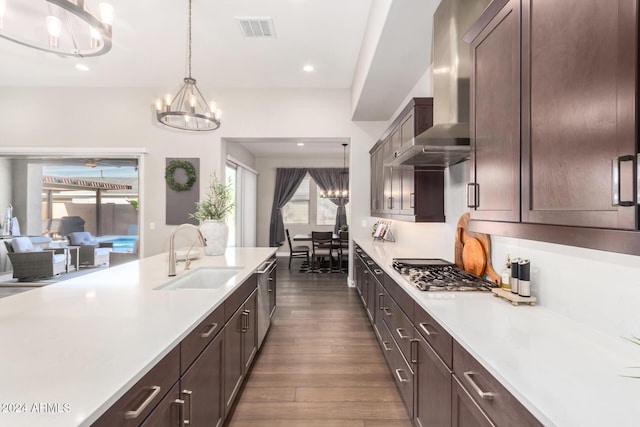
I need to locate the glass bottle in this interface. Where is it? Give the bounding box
[500,254,511,291]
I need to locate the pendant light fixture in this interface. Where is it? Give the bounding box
[0,0,114,57]
[155,0,221,132]
[320,143,349,199]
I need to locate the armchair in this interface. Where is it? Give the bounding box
[4,237,67,281]
[67,232,112,267]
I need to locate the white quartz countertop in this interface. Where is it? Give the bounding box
[354,238,640,427]
[0,247,276,427]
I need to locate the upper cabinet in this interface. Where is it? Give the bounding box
[467,0,521,222]
[370,98,445,222]
[466,0,639,251]
[521,0,637,229]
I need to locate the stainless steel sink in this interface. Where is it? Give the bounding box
[155,266,243,290]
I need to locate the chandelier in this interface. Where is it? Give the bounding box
[0,0,114,57]
[320,143,349,199]
[155,0,221,132]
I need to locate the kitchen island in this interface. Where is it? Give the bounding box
[354,237,640,427]
[0,247,276,426]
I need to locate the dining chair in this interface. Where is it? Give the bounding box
[311,231,336,272]
[286,229,309,270]
[337,231,349,272]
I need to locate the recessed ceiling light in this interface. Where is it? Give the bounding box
[297,143,304,146]
[303,65,314,72]
[75,64,89,71]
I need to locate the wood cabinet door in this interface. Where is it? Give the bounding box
[469,0,521,222]
[140,383,181,427]
[399,167,415,215]
[242,292,258,372]
[370,149,379,214]
[224,307,244,413]
[268,265,277,317]
[382,137,394,213]
[521,0,637,229]
[414,334,452,427]
[180,332,224,427]
[451,376,494,427]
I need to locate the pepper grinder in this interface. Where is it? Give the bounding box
[510,257,520,294]
[518,259,531,297]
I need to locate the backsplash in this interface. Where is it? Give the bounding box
[370,161,640,339]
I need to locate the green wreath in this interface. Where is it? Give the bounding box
[165,160,197,192]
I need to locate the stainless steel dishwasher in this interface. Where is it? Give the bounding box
[256,258,276,348]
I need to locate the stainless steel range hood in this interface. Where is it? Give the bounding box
[387,0,491,168]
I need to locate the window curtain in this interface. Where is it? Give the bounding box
[269,168,308,247]
[308,168,349,234]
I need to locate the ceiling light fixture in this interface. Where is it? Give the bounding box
[0,0,113,57]
[320,143,349,199]
[75,63,89,71]
[155,0,221,132]
[297,143,304,146]
[303,65,314,72]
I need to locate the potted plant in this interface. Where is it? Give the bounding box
[190,174,234,255]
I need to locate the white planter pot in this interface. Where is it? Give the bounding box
[199,220,228,256]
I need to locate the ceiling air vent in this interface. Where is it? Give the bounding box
[236,17,276,39]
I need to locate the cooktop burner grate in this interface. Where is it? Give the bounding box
[392,258,497,292]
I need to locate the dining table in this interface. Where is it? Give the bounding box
[292,233,339,241]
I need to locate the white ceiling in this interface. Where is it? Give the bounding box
[0,0,439,156]
[0,0,372,88]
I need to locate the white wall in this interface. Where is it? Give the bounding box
[0,87,386,258]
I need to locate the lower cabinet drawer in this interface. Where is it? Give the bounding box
[415,303,453,369]
[92,347,180,427]
[181,303,224,374]
[381,322,414,419]
[453,342,542,427]
[381,292,415,363]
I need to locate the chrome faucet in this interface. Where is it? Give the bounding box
[168,224,207,276]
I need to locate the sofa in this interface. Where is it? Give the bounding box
[4,237,67,281]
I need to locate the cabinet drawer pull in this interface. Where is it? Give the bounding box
[366,260,375,266]
[200,322,218,338]
[182,389,193,425]
[382,341,393,352]
[419,322,438,336]
[383,307,392,317]
[410,339,419,364]
[388,197,394,209]
[395,328,410,340]
[373,269,383,275]
[612,155,635,206]
[463,371,495,400]
[378,293,384,310]
[467,183,479,208]
[395,369,409,383]
[410,192,415,209]
[241,310,250,332]
[124,385,161,419]
[173,399,185,427]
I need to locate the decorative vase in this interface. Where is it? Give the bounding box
[199,220,228,256]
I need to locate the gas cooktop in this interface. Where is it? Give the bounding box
[392,258,498,292]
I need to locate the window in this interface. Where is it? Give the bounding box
[316,186,337,225]
[282,175,310,224]
[225,163,237,247]
[316,184,350,226]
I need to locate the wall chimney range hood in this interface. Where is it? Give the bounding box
[386,0,491,168]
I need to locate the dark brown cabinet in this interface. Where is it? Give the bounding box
[180,332,224,427]
[467,0,521,222]
[355,246,542,427]
[139,384,181,427]
[467,0,639,250]
[370,98,444,222]
[452,376,494,427]
[414,332,452,427]
[224,289,257,413]
[521,0,637,229]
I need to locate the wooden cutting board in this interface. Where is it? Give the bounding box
[455,213,500,284]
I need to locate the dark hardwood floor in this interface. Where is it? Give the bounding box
[225,257,411,427]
